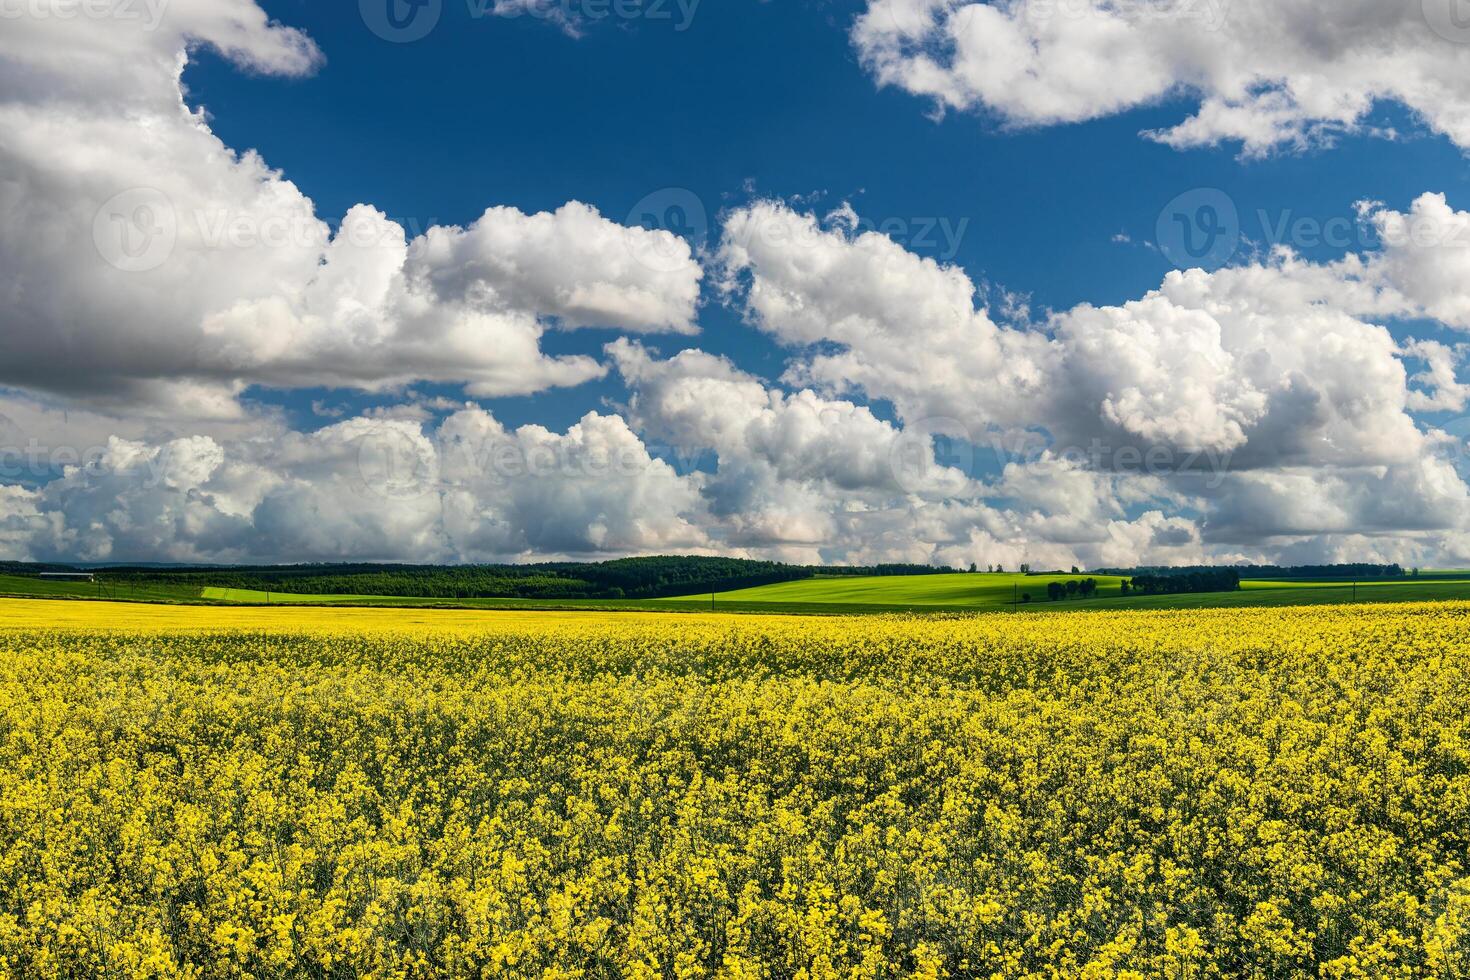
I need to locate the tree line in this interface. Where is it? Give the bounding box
[1094,563,1404,580]
[1125,569,1242,595]
[1045,579,1099,602]
[75,557,957,601]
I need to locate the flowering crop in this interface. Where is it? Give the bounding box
[1,599,1469,977]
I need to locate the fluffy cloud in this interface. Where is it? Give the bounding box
[716,201,1051,434]
[8,377,1462,568]
[0,0,701,411]
[0,0,322,105]
[716,197,1470,562]
[0,486,51,563]
[1359,193,1470,329]
[434,408,711,557]
[605,336,1213,567]
[608,338,976,499]
[852,0,1470,154]
[1201,455,1470,545]
[716,200,1408,478]
[1046,266,1425,470]
[608,338,1005,558]
[717,200,1433,471]
[4,407,713,564]
[1403,340,1470,414]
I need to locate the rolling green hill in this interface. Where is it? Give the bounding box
[0,574,202,604]
[664,572,1125,611]
[666,572,1470,613]
[207,572,1470,614]
[7,570,1470,615]
[195,587,604,609]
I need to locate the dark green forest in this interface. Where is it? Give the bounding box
[1095,563,1404,580]
[1125,569,1242,596]
[51,557,952,600]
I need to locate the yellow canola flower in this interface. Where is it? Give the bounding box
[0,598,1468,977]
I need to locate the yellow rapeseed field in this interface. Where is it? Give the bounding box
[2,598,1470,978]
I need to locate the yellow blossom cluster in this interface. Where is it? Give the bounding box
[1,599,1469,978]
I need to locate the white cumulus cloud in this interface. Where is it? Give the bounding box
[0,0,702,411]
[853,0,1470,155]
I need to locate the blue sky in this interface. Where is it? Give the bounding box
[191,0,1470,433]
[7,0,1470,567]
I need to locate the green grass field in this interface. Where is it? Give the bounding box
[0,577,634,612]
[0,575,202,604]
[196,587,617,609]
[663,572,1470,613]
[7,570,1470,615]
[663,572,1126,610]
[1083,577,1470,611]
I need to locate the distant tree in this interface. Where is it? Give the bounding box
[1120,580,1131,595]
[969,563,978,573]
[1020,563,1031,574]
[1093,563,1407,581]
[996,565,1005,574]
[1071,565,1080,575]
[1047,582,1064,601]
[1413,567,1421,577]
[1080,579,1097,598]
[1129,569,1240,596]
[1065,580,1080,597]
